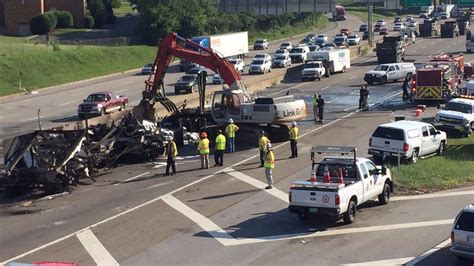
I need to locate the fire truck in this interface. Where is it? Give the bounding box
[411,53,464,102]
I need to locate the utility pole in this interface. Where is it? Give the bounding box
[368,0,374,47]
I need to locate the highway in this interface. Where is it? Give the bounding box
[1,15,474,266]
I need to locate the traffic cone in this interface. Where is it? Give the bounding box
[310,171,317,183]
[323,165,331,183]
[337,167,344,184]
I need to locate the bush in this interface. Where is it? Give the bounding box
[54,11,74,28]
[84,15,95,29]
[30,12,57,35]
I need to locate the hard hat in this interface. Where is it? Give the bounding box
[201,132,207,138]
[228,118,234,123]
[167,135,173,141]
[292,121,297,126]
[267,143,272,149]
[218,129,222,134]
[261,130,265,135]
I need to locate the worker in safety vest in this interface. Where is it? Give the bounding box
[258,131,270,167]
[225,118,239,153]
[198,132,210,169]
[214,130,226,167]
[317,95,325,124]
[164,135,178,176]
[312,93,319,122]
[289,121,299,158]
[264,143,275,189]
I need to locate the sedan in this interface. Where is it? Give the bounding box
[347,34,360,46]
[274,49,290,57]
[340,28,352,36]
[379,28,389,35]
[271,54,291,68]
[333,36,347,47]
[359,24,368,32]
[212,74,223,85]
[322,42,337,50]
[141,63,155,75]
[254,39,269,50]
[315,34,328,43]
[451,204,474,261]
[376,19,386,26]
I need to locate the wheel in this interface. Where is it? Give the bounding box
[343,200,357,224]
[437,141,445,156]
[268,67,271,73]
[380,76,387,85]
[411,149,419,164]
[342,66,346,73]
[298,212,309,221]
[378,183,390,205]
[100,108,106,116]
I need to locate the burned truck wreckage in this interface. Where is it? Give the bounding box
[0,114,200,196]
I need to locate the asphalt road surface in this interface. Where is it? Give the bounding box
[1,16,474,266]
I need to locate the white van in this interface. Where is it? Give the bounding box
[364,63,416,85]
[368,121,447,163]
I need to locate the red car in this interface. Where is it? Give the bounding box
[77,91,129,119]
[379,28,389,35]
[340,28,352,36]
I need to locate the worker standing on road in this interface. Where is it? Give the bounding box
[198,132,210,169]
[225,118,239,153]
[402,73,412,101]
[289,121,299,158]
[214,130,226,167]
[312,93,319,122]
[359,85,369,110]
[258,131,270,167]
[264,143,275,189]
[164,135,178,176]
[317,95,325,123]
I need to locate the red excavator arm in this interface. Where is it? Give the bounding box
[145,32,245,95]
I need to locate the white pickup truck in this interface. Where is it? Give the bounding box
[289,146,393,224]
[364,63,416,85]
[435,97,474,137]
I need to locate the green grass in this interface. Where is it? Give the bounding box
[0,45,155,96]
[0,35,31,43]
[113,1,135,16]
[248,15,328,45]
[346,7,400,22]
[391,136,474,192]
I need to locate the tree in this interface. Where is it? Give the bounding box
[30,12,58,43]
[87,0,107,28]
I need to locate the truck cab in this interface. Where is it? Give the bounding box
[435,97,474,137]
[301,61,325,81]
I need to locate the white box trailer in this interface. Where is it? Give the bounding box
[191,32,249,58]
[307,49,351,74]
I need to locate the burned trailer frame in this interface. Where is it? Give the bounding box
[1,130,87,195]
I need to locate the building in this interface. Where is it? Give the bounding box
[1,0,86,36]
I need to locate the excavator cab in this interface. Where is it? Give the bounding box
[211,89,246,123]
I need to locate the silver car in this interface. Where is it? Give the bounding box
[451,204,474,261]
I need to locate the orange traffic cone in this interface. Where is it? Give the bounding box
[323,165,331,183]
[337,167,344,184]
[310,171,317,183]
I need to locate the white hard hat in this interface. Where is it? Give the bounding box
[292,121,297,126]
[228,118,234,123]
[267,143,272,149]
[167,135,173,141]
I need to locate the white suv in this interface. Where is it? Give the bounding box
[435,98,474,137]
[451,204,474,262]
[228,58,245,73]
[368,120,447,164]
[249,58,271,74]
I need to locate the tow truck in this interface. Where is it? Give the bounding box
[289,146,392,223]
[136,32,307,144]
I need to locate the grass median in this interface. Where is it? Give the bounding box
[391,135,474,192]
[0,45,156,96]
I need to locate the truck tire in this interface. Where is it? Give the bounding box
[343,200,357,224]
[378,183,391,205]
[437,141,446,156]
[342,66,347,73]
[380,76,387,85]
[410,149,419,164]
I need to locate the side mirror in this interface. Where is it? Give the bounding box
[436,130,442,135]
[381,166,387,175]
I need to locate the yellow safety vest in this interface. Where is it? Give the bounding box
[215,134,226,151]
[264,150,275,169]
[289,126,299,140]
[198,138,210,154]
[167,141,178,157]
[259,136,270,151]
[225,123,239,138]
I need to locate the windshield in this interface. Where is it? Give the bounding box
[334,37,345,42]
[291,48,303,53]
[85,94,106,102]
[252,60,264,65]
[181,76,195,81]
[255,54,265,58]
[374,65,389,71]
[281,43,290,46]
[372,127,405,140]
[229,59,237,64]
[445,102,473,114]
[317,35,325,38]
[145,63,153,67]
[275,50,285,54]
[324,43,334,47]
[275,55,286,60]
[305,62,321,68]
[255,40,264,44]
[349,35,357,39]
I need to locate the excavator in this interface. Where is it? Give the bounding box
[135,32,307,144]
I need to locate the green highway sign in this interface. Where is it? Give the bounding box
[404,0,432,7]
[458,0,474,7]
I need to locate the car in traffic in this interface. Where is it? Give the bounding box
[379,28,389,35]
[212,73,223,84]
[451,204,474,261]
[340,28,352,36]
[175,74,198,94]
[359,24,368,32]
[254,53,272,62]
[374,24,382,32]
[228,58,245,73]
[419,12,429,18]
[249,58,272,74]
[315,34,328,43]
[300,37,314,45]
[405,16,415,22]
[393,22,405,31]
[77,92,128,119]
[440,12,451,19]
[289,46,309,63]
[394,16,402,23]
[347,34,360,46]
[301,61,325,81]
[279,42,293,51]
[322,42,337,50]
[186,66,208,75]
[434,98,474,137]
[333,36,348,47]
[362,31,369,40]
[274,49,290,57]
[376,19,386,26]
[272,54,292,68]
[308,43,320,52]
[141,63,155,75]
[253,39,269,50]
[364,63,416,85]
[305,33,317,40]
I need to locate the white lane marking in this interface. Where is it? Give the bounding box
[344,106,358,112]
[76,229,119,266]
[342,257,414,266]
[161,194,235,246]
[224,168,289,203]
[113,172,150,186]
[321,86,331,91]
[57,101,75,106]
[153,162,167,169]
[392,190,474,201]
[405,238,451,266]
[349,75,357,80]
[326,98,339,104]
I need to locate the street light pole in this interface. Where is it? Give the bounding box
[368,0,374,47]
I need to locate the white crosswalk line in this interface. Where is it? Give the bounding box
[76,229,119,266]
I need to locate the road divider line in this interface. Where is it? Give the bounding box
[114,172,150,186]
[349,76,357,80]
[76,229,119,266]
[342,256,414,266]
[391,190,474,201]
[57,101,75,106]
[161,194,235,246]
[405,238,451,266]
[321,86,331,91]
[224,169,289,203]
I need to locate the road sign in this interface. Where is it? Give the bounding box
[404,0,432,7]
[459,0,474,7]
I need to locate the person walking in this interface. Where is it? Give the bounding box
[164,136,178,176]
[225,118,239,153]
[312,93,319,122]
[317,95,325,124]
[402,73,412,101]
[289,121,299,158]
[264,143,275,189]
[359,85,369,110]
[198,132,210,169]
[258,131,270,167]
[214,130,226,167]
